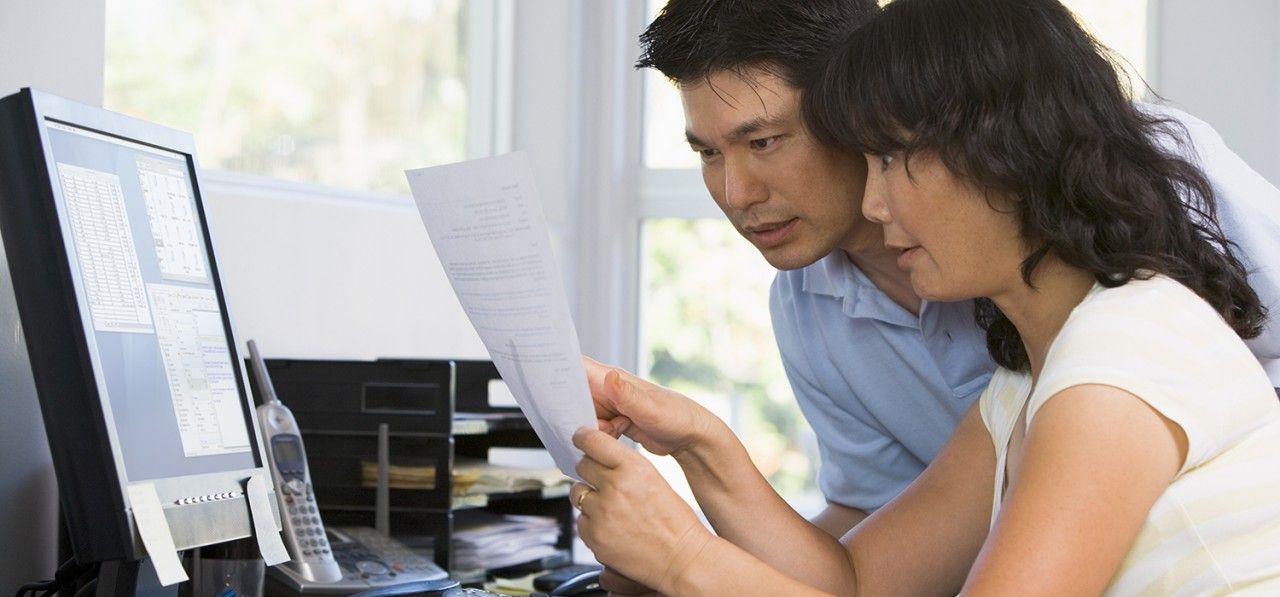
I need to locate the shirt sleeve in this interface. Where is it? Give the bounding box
[769,272,928,511]
[1027,278,1277,473]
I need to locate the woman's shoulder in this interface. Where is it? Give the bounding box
[1038,274,1260,412]
[1080,273,1204,307]
[1061,274,1226,341]
[1048,274,1247,374]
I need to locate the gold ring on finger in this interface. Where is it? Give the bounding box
[574,487,592,511]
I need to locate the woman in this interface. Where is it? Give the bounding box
[571,0,1280,594]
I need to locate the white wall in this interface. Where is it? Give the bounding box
[0,0,105,587]
[0,0,104,104]
[201,175,488,361]
[1153,0,1280,185]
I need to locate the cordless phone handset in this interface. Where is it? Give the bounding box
[249,339,344,584]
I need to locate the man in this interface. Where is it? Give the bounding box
[633,0,1280,541]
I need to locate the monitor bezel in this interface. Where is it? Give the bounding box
[0,88,276,563]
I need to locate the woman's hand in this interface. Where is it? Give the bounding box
[571,427,713,593]
[583,357,719,458]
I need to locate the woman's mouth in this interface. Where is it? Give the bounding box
[896,246,922,269]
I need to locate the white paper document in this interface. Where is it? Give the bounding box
[406,152,596,478]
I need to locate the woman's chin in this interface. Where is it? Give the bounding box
[912,281,973,304]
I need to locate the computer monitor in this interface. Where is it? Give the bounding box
[0,89,277,572]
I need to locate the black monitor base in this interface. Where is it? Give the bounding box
[92,560,141,597]
[12,556,104,597]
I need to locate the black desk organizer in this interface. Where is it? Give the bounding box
[249,358,574,579]
[452,360,575,572]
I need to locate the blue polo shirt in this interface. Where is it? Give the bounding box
[770,252,995,512]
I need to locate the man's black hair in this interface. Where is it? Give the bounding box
[636,0,879,87]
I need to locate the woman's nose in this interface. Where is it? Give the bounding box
[862,165,891,224]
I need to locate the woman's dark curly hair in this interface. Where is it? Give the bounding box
[802,0,1266,372]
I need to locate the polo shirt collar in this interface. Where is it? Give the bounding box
[800,251,921,328]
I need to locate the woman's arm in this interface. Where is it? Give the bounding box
[838,400,998,595]
[962,384,1188,595]
[577,362,1000,594]
[680,400,999,595]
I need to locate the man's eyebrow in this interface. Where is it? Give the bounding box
[685,115,789,148]
[727,115,787,141]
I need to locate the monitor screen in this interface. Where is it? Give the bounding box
[0,89,276,568]
[44,119,256,481]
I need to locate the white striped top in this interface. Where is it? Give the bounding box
[980,275,1280,595]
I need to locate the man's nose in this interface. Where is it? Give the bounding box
[723,157,768,210]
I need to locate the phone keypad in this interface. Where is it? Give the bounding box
[283,482,332,560]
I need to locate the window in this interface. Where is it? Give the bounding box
[635,0,1151,516]
[639,219,823,513]
[1065,0,1151,96]
[105,0,490,195]
[636,0,827,515]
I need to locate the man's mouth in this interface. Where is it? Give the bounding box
[745,218,798,248]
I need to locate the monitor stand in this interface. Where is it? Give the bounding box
[56,504,142,595]
[95,559,141,596]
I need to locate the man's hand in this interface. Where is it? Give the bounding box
[583,357,719,458]
[598,568,662,596]
[572,427,713,593]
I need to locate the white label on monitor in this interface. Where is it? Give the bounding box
[125,483,188,586]
[56,163,155,333]
[148,283,251,457]
[488,379,518,408]
[137,158,208,283]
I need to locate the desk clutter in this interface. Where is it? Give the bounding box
[454,512,563,572]
[250,357,579,588]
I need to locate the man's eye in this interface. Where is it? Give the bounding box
[695,147,720,161]
[749,136,780,150]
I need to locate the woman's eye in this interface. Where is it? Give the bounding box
[879,153,895,170]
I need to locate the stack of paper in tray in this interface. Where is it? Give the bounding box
[360,460,437,490]
[360,458,571,496]
[453,512,562,571]
[453,459,571,496]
